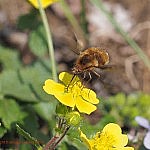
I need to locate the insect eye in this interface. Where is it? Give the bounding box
[80,55,90,65]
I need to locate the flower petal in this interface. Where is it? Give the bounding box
[79,130,91,150]
[102,123,122,135]
[81,88,99,104]
[102,123,129,147]
[43,79,64,95]
[103,123,121,134]
[59,72,80,86]
[28,0,58,8]
[55,93,75,107]
[76,96,97,114]
[80,123,134,150]
[113,134,128,147]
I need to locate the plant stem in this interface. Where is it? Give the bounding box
[80,0,88,34]
[37,0,58,81]
[43,136,59,150]
[43,125,70,150]
[51,126,70,150]
[91,0,150,70]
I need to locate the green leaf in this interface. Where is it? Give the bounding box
[16,124,42,149]
[96,115,116,128]
[58,140,83,150]
[29,25,48,57]
[18,144,32,150]
[0,126,7,138]
[79,115,115,139]
[0,70,38,102]
[19,60,53,101]
[17,10,40,30]
[65,138,87,150]
[101,92,150,127]
[56,103,70,116]
[33,101,56,121]
[0,45,21,70]
[0,99,26,129]
[57,142,68,150]
[67,127,79,140]
[21,106,49,143]
[114,93,126,107]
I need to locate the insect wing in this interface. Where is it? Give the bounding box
[71,32,87,55]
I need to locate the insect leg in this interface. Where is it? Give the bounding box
[82,72,92,88]
[88,72,92,80]
[83,72,86,79]
[91,70,101,78]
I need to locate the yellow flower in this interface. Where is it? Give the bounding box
[28,0,58,9]
[80,123,134,150]
[43,72,99,114]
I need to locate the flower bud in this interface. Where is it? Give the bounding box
[65,111,81,126]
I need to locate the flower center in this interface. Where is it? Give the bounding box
[92,132,116,149]
[65,81,84,98]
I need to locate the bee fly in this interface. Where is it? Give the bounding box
[67,33,111,88]
[72,47,109,79]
